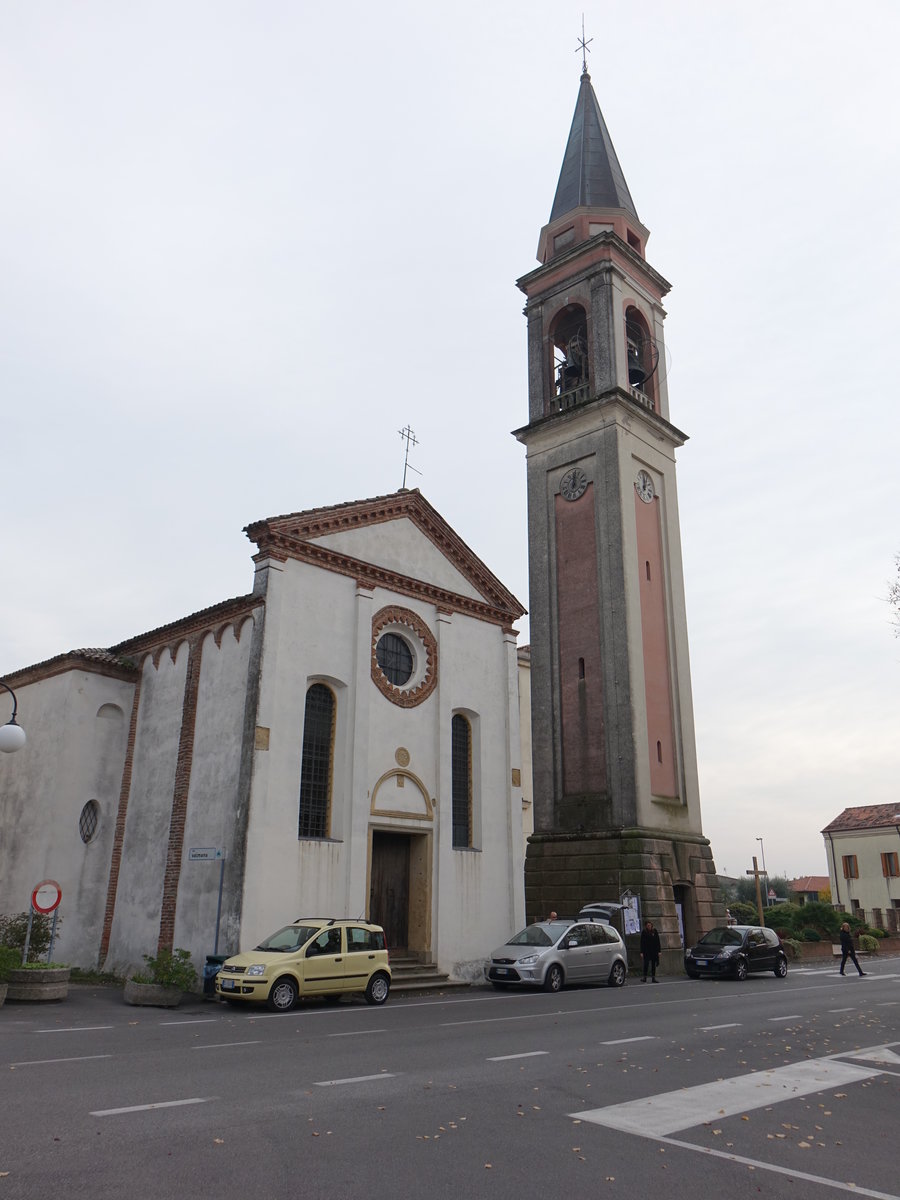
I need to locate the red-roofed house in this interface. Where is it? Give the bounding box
[822,805,900,931]
[789,876,830,905]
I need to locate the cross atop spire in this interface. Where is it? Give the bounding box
[576,15,593,75]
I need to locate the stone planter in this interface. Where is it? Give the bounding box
[124,979,183,1008]
[6,966,70,1002]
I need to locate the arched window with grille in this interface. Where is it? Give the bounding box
[451,713,472,849]
[298,683,336,839]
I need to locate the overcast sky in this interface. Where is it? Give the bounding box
[2,2,899,880]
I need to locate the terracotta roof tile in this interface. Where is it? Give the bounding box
[821,804,900,833]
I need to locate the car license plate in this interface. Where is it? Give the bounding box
[696,959,710,966]
[496,968,509,976]
[221,978,235,990]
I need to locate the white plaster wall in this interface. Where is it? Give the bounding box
[238,552,525,977]
[171,619,256,962]
[311,519,484,602]
[104,646,189,973]
[825,828,900,916]
[0,670,133,967]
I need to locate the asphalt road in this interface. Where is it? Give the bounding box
[1,960,899,1200]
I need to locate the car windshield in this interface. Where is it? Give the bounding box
[507,921,570,947]
[255,924,320,952]
[697,927,743,948]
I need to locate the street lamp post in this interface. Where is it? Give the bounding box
[756,836,769,906]
[0,681,26,753]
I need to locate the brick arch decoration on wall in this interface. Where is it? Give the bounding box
[371,605,438,709]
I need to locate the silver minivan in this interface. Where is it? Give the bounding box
[486,919,628,992]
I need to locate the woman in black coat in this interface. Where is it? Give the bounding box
[640,920,661,982]
[839,922,866,976]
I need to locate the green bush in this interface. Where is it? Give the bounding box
[0,912,61,962]
[763,903,803,933]
[781,938,802,960]
[868,928,886,939]
[859,934,879,953]
[801,928,821,941]
[133,948,197,991]
[795,902,842,937]
[0,945,21,980]
[729,902,757,925]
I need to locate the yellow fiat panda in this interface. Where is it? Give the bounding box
[215,917,391,1011]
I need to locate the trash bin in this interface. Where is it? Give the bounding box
[203,954,227,997]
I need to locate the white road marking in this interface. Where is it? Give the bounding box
[191,1041,261,1050]
[314,1074,396,1086]
[600,1036,656,1046]
[36,1025,113,1034]
[572,1057,881,1136]
[91,1097,216,1117]
[699,1023,741,1031]
[328,1029,387,1037]
[657,1132,900,1200]
[12,1055,113,1067]
[487,1051,549,1061]
[843,1046,900,1066]
[829,1007,856,1013]
[767,1014,802,1022]
[160,1018,219,1026]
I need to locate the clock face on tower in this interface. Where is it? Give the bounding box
[634,469,655,503]
[560,467,588,501]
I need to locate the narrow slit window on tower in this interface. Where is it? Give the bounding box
[656,740,663,763]
[645,560,651,582]
[578,657,585,680]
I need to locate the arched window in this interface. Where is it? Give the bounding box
[451,714,472,849]
[298,684,335,838]
[549,304,589,414]
[624,306,658,408]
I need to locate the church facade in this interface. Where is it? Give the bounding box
[0,492,526,980]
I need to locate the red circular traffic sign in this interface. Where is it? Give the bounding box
[31,880,62,914]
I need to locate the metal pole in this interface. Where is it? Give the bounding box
[757,837,769,905]
[214,856,225,956]
[22,907,34,965]
[47,908,59,963]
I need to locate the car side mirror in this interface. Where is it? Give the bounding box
[563,938,576,949]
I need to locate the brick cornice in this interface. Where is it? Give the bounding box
[245,490,525,625]
[252,533,522,628]
[111,594,261,660]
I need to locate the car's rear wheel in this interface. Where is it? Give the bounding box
[608,961,626,988]
[365,971,390,1005]
[267,976,299,1012]
[774,956,788,978]
[543,964,564,993]
[734,958,748,982]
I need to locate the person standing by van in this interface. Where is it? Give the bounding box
[640,920,661,982]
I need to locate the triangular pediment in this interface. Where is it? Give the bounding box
[244,490,525,624]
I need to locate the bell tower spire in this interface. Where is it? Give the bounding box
[515,69,725,965]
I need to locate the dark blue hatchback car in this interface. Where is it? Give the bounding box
[684,925,788,981]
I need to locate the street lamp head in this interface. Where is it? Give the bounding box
[0,718,26,753]
[0,681,25,754]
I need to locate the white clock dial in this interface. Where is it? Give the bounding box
[560,467,588,501]
[635,470,655,503]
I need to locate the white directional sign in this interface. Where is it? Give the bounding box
[188,847,225,862]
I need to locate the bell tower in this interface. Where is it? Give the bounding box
[514,68,725,962]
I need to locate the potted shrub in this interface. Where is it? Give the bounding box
[0,912,70,1002]
[0,945,21,1007]
[124,948,198,1008]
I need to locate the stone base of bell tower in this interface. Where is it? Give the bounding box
[524,829,727,976]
